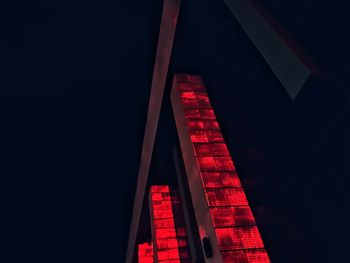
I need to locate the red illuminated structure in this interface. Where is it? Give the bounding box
[170,74,270,262]
[138,243,153,263]
[149,185,190,262]
[125,0,322,261]
[131,74,270,263]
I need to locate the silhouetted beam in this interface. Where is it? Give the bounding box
[224,0,320,99]
[125,1,181,263]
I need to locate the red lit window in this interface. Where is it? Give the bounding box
[245,249,270,263]
[157,248,180,261]
[184,109,216,119]
[156,238,179,250]
[187,120,220,130]
[151,201,173,210]
[176,237,188,248]
[221,250,248,263]
[193,143,230,156]
[154,218,176,228]
[151,192,171,202]
[153,209,174,219]
[201,172,241,188]
[216,227,243,251]
[197,157,235,171]
[206,188,248,206]
[138,242,153,263]
[211,207,255,227]
[177,82,205,92]
[180,92,211,108]
[238,226,264,249]
[151,185,170,193]
[190,131,224,143]
[178,246,190,259]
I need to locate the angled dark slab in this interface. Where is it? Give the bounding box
[224,0,320,99]
[125,1,181,262]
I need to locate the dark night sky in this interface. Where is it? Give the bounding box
[1,0,349,262]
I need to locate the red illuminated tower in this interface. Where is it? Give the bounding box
[126,0,320,262]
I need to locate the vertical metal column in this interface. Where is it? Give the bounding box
[125,1,181,262]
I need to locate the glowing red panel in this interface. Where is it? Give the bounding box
[201,172,241,188]
[178,247,191,259]
[157,248,180,261]
[151,200,173,210]
[193,143,230,156]
[187,120,220,130]
[177,82,205,92]
[190,131,224,143]
[180,92,211,108]
[151,185,170,192]
[184,109,216,120]
[238,226,265,249]
[221,250,248,263]
[216,227,244,250]
[138,242,153,263]
[154,218,176,228]
[206,188,248,206]
[197,157,235,171]
[153,209,174,219]
[211,207,255,227]
[245,249,270,263]
[156,238,179,249]
[155,228,177,239]
[151,192,171,202]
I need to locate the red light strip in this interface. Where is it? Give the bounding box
[138,242,154,263]
[171,74,270,262]
[149,185,190,263]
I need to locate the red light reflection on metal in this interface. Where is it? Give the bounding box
[171,74,270,262]
[149,185,190,262]
[138,242,153,263]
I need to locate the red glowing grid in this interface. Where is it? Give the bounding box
[150,186,190,263]
[245,249,270,263]
[221,250,248,263]
[180,91,212,109]
[177,82,205,92]
[193,143,230,156]
[211,207,255,227]
[138,242,153,263]
[184,109,216,120]
[187,119,220,131]
[197,156,235,171]
[201,172,241,188]
[190,131,224,143]
[206,188,248,206]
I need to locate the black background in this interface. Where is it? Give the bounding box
[1,0,349,262]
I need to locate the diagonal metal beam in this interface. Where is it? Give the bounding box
[224,0,321,99]
[125,1,181,262]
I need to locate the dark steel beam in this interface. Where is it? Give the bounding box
[224,0,321,99]
[125,1,181,262]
